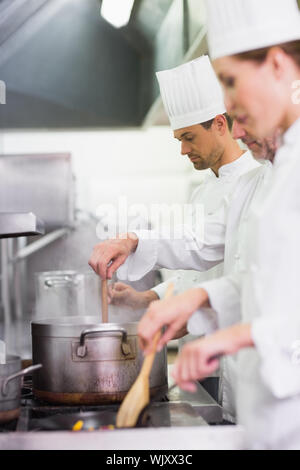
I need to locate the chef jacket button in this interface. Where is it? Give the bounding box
[234,254,240,260]
[250,264,258,273]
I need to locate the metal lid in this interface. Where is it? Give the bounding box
[31,316,138,337]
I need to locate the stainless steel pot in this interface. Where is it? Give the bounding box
[34,271,103,319]
[31,316,168,405]
[0,356,42,423]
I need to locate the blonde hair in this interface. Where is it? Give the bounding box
[234,40,300,67]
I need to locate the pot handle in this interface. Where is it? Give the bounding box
[2,364,43,396]
[44,276,78,288]
[77,326,131,358]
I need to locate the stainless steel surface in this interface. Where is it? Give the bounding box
[0,355,21,414]
[146,402,207,427]
[27,403,207,431]
[0,212,45,341]
[31,317,168,402]
[0,425,247,450]
[77,326,132,358]
[0,358,243,449]
[2,364,42,396]
[1,239,11,329]
[0,153,74,231]
[34,272,103,319]
[0,356,41,419]
[12,228,71,261]
[0,212,45,238]
[0,376,243,449]
[167,366,223,424]
[31,316,140,337]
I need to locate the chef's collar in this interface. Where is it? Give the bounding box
[213,150,254,178]
[282,117,300,146]
[273,117,300,169]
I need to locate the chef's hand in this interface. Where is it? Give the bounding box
[138,288,210,354]
[172,324,253,392]
[88,233,139,280]
[107,282,159,309]
[172,325,189,340]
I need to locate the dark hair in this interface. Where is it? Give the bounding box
[234,40,300,68]
[200,113,233,132]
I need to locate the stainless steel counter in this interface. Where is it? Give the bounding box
[167,377,223,424]
[0,425,246,450]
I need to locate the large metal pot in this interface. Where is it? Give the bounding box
[0,356,42,423]
[31,316,168,405]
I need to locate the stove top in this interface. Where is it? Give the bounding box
[0,367,224,451]
[2,377,209,432]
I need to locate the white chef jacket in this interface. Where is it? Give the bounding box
[116,150,262,421]
[198,160,273,421]
[117,150,260,283]
[201,117,300,449]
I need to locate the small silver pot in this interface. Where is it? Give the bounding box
[0,356,42,423]
[31,316,168,405]
[34,270,103,318]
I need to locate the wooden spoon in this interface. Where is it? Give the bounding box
[101,279,108,323]
[116,283,174,428]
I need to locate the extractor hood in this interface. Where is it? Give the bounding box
[0,0,150,128]
[0,0,208,129]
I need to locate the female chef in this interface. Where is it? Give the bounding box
[138,0,300,449]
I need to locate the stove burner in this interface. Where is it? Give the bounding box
[1,377,210,434]
[21,387,33,399]
[28,410,118,432]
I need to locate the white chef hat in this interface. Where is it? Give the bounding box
[205,0,300,61]
[156,55,226,130]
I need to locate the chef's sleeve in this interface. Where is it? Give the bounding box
[251,313,300,399]
[196,273,243,329]
[151,274,182,299]
[187,307,219,336]
[117,218,225,282]
[249,161,300,399]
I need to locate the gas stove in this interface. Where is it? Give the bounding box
[0,367,228,450]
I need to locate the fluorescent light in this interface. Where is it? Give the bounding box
[101,0,135,28]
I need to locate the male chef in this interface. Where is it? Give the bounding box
[106,120,278,311]
[89,55,264,420]
[89,56,261,285]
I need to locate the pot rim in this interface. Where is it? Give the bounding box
[0,355,21,367]
[0,354,22,371]
[34,270,100,277]
[0,356,22,382]
[31,316,139,337]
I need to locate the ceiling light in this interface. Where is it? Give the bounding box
[101,0,135,28]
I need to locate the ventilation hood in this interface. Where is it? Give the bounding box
[0,0,207,129]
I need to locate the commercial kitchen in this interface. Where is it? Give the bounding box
[0,0,300,451]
